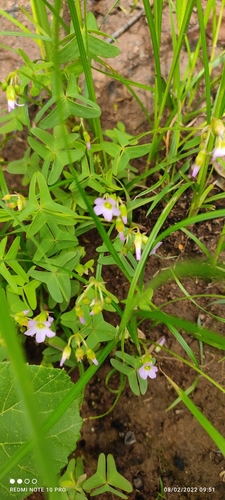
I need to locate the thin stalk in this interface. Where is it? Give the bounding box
[67,0,105,154]
[30,0,52,60]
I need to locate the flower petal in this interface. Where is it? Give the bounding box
[94,205,104,216]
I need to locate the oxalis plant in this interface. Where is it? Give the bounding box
[0,0,225,499]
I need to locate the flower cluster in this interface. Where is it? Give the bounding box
[2,192,26,211]
[191,117,225,179]
[1,72,24,113]
[74,277,113,324]
[60,332,98,368]
[94,195,162,262]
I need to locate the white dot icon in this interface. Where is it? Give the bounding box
[31,479,37,484]
[17,479,22,484]
[24,479,30,484]
[9,479,15,484]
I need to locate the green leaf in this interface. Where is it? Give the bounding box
[110,359,134,376]
[0,363,82,499]
[88,34,120,58]
[107,454,132,492]
[39,96,101,129]
[83,317,115,350]
[83,454,132,499]
[127,370,140,396]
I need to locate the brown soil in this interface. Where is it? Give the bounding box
[1,2,225,500]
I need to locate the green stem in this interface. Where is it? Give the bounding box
[30,0,52,60]
[67,0,105,152]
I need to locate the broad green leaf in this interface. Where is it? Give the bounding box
[60,309,78,333]
[83,317,116,350]
[30,128,56,149]
[83,454,132,499]
[39,96,100,129]
[23,280,40,310]
[110,359,134,377]
[0,363,82,499]
[112,150,130,175]
[48,149,84,185]
[88,34,120,58]
[58,36,80,64]
[107,455,132,492]
[0,263,18,293]
[127,370,140,396]
[0,116,23,134]
[28,137,50,160]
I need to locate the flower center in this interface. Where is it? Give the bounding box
[36,322,45,329]
[104,201,113,209]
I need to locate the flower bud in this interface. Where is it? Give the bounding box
[14,310,30,327]
[60,345,71,367]
[75,347,84,363]
[14,84,21,95]
[211,117,225,139]
[82,296,91,306]
[134,232,142,261]
[2,194,11,201]
[1,82,7,91]
[120,204,127,224]
[195,150,206,167]
[142,234,148,245]
[86,348,98,366]
[6,85,16,102]
[83,131,91,150]
[90,299,103,315]
[115,217,125,234]
[104,296,112,304]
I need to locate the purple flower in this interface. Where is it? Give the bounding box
[212,147,225,162]
[92,357,99,366]
[94,197,120,222]
[138,362,158,380]
[24,316,55,343]
[150,241,162,255]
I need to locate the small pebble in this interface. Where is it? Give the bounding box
[124,431,136,445]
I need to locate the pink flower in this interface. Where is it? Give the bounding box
[138,362,158,380]
[24,315,55,343]
[94,197,120,222]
